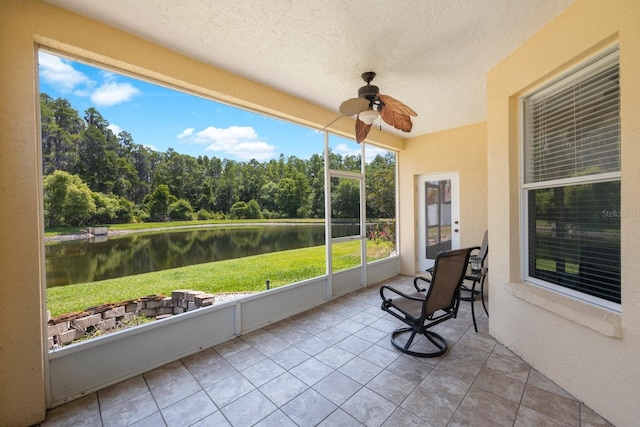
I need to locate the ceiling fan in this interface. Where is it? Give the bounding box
[339,71,417,143]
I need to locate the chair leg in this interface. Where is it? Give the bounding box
[390,327,448,358]
[481,277,489,316]
[471,279,478,333]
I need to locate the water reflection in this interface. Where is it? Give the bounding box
[46,224,359,288]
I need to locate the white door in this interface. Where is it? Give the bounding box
[417,172,460,272]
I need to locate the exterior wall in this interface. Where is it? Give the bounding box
[0,1,403,424]
[398,122,488,275]
[486,0,640,425]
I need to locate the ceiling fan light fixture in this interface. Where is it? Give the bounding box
[358,108,379,125]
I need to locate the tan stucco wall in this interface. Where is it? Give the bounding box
[0,1,404,424]
[398,122,488,275]
[487,0,640,425]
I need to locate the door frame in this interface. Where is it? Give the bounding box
[416,172,460,272]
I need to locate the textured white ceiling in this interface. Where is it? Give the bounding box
[45,0,574,138]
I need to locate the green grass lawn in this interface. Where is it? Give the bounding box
[47,240,393,316]
[536,258,579,274]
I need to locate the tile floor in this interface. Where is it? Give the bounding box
[41,275,613,427]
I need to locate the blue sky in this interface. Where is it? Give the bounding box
[37,51,386,162]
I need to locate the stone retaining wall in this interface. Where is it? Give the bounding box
[47,290,253,349]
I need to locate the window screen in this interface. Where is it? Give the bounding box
[522,48,621,306]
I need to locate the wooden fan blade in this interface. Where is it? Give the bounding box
[340,98,370,116]
[355,117,372,143]
[379,106,413,132]
[378,94,417,117]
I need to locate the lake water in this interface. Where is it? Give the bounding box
[45,223,360,288]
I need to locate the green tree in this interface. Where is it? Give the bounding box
[276,172,310,218]
[91,192,134,224]
[41,94,83,175]
[168,199,194,221]
[332,178,360,219]
[259,181,279,213]
[366,153,396,218]
[145,184,176,221]
[306,153,325,218]
[230,199,262,219]
[43,171,96,226]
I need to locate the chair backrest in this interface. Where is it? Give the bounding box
[478,230,488,264]
[425,248,473,316]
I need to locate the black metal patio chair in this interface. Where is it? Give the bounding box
[380,247,474,357]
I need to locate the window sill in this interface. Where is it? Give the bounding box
[508,281,623,338]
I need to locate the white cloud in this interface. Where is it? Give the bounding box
[334,143,359,157]
[144,144,158,152]
[38,52,91,92]
[91,82,140,107]
[107,124,123,135]
[39,52,141,107]
[178,125,277,161]
[364,145,389,163]
[334,143,390,163]
[177,128,195,139]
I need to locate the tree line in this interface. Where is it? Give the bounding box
[40,93,396,227]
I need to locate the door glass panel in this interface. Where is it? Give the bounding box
[331,177,361,238]
[425,180,452,258]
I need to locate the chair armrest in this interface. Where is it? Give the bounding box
[413,276,431,292]
[469,245,481,256]
[380,285,427,303]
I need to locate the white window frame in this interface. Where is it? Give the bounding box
[520,46,621,312]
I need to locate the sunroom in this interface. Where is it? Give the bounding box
[1,1,639,426]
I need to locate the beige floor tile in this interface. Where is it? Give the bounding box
[41,394,100,427]
[259,372,309,407]
[382,407,434,427]
[253,409,298,427]
[269,345,311,370]
[101,391,158,427]
[204,372,255,407]
[313,371,361,405]
[514,405,574,427]
[401,385,460,426]
[129,410,166,427]
[521,383,580,427]
[366,370,418,405]
[98,375,148,411]
[315,345,356,369]
[281,388,337,425]
[289,357,333,386]
[338,356,383,384]
[213,336,251,358]
[160,389,216,427]
[581,404,616,427]
[341,387,397,426]
[474,366,527,402]
[220,389,277,426]
[455,385,519,426]
[318,408,364,426]
[240,357,285,387]
[223,346,266,371]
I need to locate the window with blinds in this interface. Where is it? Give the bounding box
[522,47,621,307]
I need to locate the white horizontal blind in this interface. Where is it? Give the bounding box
[522,48,621,306]
[523,51,620,184]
